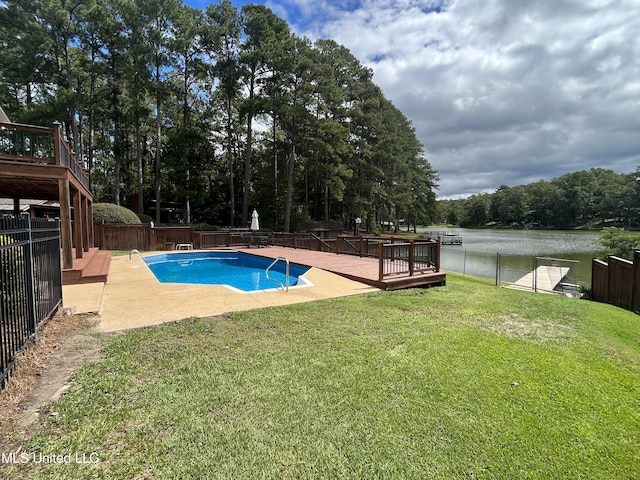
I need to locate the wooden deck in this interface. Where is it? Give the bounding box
[62,248,112,285]
[0,121,94,270]
[244,246,446,290]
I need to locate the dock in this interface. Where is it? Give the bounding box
[508,266,570,293]
[427,231,462,245]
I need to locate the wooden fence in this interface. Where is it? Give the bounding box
[591,251,640,313]
[93,222,218,251]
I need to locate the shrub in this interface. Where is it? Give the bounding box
[137,213,154,224]
[93,203,142,224]
[597,227,640,261]
[192,223,217,231]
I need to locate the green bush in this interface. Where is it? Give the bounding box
[93,203,142,224]
[192,223,217,231]
[137,213,154,224]
[597,227,640,261]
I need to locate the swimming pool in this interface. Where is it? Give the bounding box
[142,251,312,293]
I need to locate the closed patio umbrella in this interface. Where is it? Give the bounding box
[250,209,259,231]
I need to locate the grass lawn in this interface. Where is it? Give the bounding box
[3,273,639,479]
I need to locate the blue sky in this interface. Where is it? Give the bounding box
[185,0,640,199]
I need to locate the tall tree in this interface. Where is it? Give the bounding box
[239,4,290,225]
[0,0,55,121]
[205,0,242,227]
[171,4,206,223]
[140,0,180,222]
[268,34,318,232]
[94,0,136,205]
[38,0,85,155]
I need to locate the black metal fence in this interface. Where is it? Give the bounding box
[1,214,62,386]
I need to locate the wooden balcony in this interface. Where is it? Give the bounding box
[0,121,94,269]
[0,122,90,192]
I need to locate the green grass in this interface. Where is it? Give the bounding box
[4,274,639,479]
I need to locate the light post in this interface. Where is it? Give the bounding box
[354,216,361,236]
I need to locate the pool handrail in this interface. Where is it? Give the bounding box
[265,256,290,292]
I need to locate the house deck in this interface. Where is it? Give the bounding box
[245,246,446,290]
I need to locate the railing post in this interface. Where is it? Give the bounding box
[378,242,384,281]
[409,240,415,276]
[53,122,62,167]
[634,251,640,312]
[23,214,37,342]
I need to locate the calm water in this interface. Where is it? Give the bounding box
[143,251,310,292]
[419,228,603,287]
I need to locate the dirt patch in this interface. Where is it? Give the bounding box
[0,312,104,451]
[479,313,574,342]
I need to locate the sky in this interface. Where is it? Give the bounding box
[186,0,640,199]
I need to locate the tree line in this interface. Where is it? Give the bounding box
[437,167,640,229]
[0,0,438,232]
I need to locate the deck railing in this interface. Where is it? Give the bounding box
[271,232,336,252]
[272,233,440,281]
[378,240,440,280]
[0,122,90,191]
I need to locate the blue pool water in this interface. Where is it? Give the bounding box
[142,251,311,292]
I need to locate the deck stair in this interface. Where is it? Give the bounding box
[62,248,112,285]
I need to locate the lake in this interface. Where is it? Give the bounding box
[418,227,604,288]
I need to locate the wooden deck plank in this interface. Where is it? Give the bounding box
[509,266,569,292]
[62,248,111,285]
[241,246,446,290]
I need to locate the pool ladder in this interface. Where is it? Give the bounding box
[265,257,290,292]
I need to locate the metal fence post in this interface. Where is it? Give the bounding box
[23,214,37,343]
[56,218,63,297]
[463,250,467,276]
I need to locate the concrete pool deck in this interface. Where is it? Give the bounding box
[62,250,379,332]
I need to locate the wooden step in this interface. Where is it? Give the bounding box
[62,248,112,285]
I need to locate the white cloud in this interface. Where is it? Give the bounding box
[267,0,640,197]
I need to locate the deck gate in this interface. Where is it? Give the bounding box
[1,214,62,386]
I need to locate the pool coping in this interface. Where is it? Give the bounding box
[62,249,379,332]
